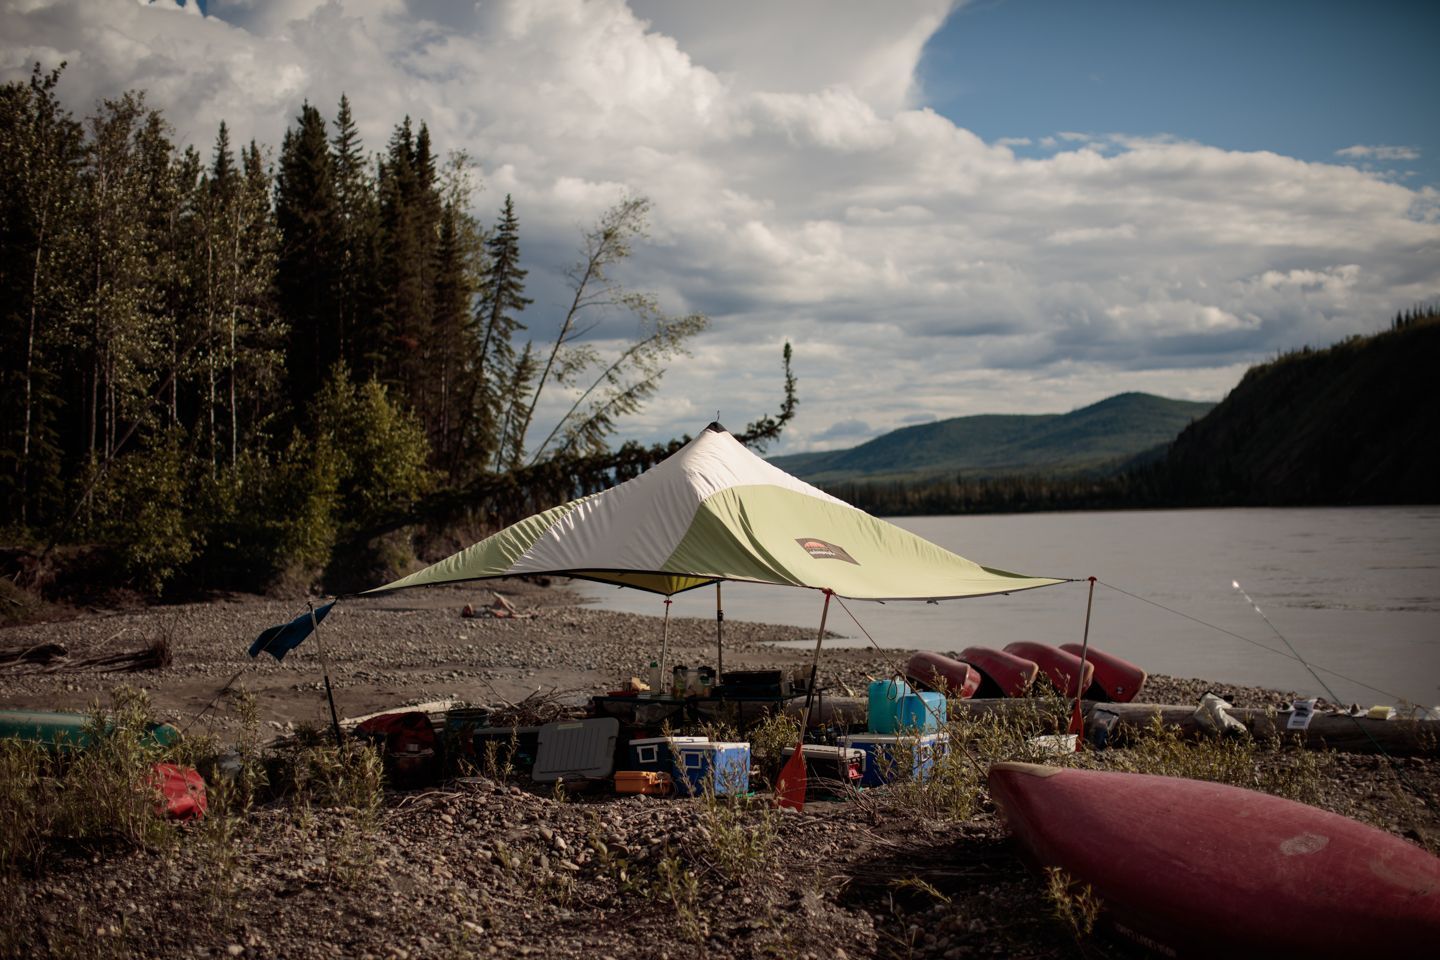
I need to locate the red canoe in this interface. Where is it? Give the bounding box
[959,646,1039,698]
[905,651,981,699]
[1003,642,1094,698]
[988,762,1440,954]
[1058,643,1147,702]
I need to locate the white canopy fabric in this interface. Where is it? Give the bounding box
[366,423,1064,601]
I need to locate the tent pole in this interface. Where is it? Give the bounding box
[659,598,672,693]
[800,590,833,729]
[715,583,725,681]
[1070,576,1097,748]
[309,601,345,749]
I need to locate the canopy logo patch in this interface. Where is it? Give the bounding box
[796,538,859,565]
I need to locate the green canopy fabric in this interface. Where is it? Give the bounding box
[366,423,1063,601]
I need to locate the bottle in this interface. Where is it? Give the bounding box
[672,664,687,699]
[698,665,715,696]
[647,660,661,698]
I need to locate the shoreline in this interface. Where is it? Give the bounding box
[2,578,1437,959]
[0,578,1307,730]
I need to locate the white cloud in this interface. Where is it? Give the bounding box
[1337,144,1421,161]
[3,0,1437,453]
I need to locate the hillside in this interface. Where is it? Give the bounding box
[771,392,1214,483]
[1154,316,1440,505]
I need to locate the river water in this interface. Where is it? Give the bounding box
[573,507,1440,707]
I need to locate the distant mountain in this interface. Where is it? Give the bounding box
[771,392,1215,483]
[1152,315,1440,505]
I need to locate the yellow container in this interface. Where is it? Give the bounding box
[615,770,673,796]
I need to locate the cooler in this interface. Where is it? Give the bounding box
[779,744,865,795]
[840,732,945,786]
[673,741,751,796]
[626,735,707,774]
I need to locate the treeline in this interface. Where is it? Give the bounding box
[828,469,1164,516]
[0,65,792,597]
[831,310,1440,515]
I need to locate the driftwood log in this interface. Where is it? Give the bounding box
[787,695,1439,756]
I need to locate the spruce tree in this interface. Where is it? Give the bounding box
[478,194,531,469]
[330,94,379,376]
[275,102,341,418]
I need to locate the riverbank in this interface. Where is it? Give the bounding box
[1,580,1436,959]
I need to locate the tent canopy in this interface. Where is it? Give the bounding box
[366,423,1063,601]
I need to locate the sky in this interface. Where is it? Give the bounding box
[2,0,1437,453]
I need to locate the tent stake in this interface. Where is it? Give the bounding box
[309,601,345,748]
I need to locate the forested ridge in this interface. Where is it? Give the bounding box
[0,65,794,600]
[832,309,1440,516]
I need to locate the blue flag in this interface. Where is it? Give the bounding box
[248,602,334,661]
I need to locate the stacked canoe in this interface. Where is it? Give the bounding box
[905,643,1146,703]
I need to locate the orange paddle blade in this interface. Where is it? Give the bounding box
[774,742,807,810]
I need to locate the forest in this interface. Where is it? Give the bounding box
[0,65,794,598]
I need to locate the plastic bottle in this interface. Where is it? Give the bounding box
[647,660,661,698]
[672,664,687,699]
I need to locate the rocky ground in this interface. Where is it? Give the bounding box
[2,580,1436,959]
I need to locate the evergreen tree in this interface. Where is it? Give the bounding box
[0,64,84,528]
[476,194,531,469]
[376,117,442,403]
[275,102,341,418]
[330,94,380,376]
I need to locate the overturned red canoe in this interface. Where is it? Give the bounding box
[1058,643,1147,702]
[988,761,1440,954]
[1003,642,1094,698]
[959,646,1039,698]
[905,651,981,699]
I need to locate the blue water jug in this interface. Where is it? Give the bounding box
[899,691,946,732]
[868,678,914,734]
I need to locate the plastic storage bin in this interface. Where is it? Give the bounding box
[673,741,751,796]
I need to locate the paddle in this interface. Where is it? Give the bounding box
[776,590,832,810]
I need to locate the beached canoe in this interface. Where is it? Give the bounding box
[988,761,1440,953]
[959,646,1038,698]
[0,709,181,751]
[905,651,980,698]
[1003,642,1093,698]
[1058,643,1147,702]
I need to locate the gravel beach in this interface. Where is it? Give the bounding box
[2,579,1436,959]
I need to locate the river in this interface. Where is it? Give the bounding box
[572,506,1440,707]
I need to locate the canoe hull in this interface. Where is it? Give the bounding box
[959,646,1038,698]
[1002,642,1094,698]
[905,651,981,699]
[988,761,1440,953]
[1058,643,1147,703]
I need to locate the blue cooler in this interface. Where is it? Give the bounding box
[840,732,944,786]
[673,741,751,796]
[627,736,707,774]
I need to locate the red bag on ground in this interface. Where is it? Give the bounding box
[149,762,207,820]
